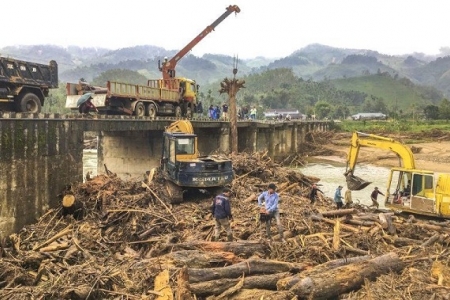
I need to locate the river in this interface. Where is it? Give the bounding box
[83,150,390,207]
[298,157,391,207]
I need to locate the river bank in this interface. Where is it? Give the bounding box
[314,131,450,173]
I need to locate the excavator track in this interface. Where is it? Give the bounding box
[165,180,184,204]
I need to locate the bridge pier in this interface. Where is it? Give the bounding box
[97,131,162,179]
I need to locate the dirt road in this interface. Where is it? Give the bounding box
[322,134,450,173]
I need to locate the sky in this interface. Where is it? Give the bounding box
[2,0,449,59]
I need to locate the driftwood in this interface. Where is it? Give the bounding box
[277,255,371,290]
[224,289,295,300]
[320,208,357,217]
[288,252,405,298]
[311,215,361,233]
[188,257,310,283]
[162,241,269,257]
[189,272,291,296]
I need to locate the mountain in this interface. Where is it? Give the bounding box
[1,43,449,99]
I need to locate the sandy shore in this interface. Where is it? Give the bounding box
[324,140,450,173]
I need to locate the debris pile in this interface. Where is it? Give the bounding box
[0,153,449,299]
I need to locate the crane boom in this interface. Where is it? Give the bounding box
[160,5,240,80]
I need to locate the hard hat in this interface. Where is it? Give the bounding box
[164,56,168,60]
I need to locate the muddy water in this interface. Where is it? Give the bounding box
[83,150,98,181]
[298,157,391,207]
[83,150,390,207]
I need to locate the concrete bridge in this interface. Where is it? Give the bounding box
[0,113,329,236]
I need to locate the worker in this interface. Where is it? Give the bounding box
[370,187,385,209]
[309,183,324,205]
[250,106,257,120]
[344,189,353,208]
[211,187,233,242]
[79,95,98,115]
[334,185,344,209]
[258,183,285,242]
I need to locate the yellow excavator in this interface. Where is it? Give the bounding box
[160,120,233,203]
[345,131,450,218]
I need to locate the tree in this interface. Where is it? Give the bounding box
[423,105,439,120]
[315,101,332,119]
[439,98,450,120]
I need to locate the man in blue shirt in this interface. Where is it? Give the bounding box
[258,183,285,242]
[211,187,233,242]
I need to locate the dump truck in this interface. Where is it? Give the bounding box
[160,120,233,203]
[345,131,450,218]
[0,57,58,113]
[66,5,240,118]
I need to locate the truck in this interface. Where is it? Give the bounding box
[160,120,233,203]
[65,5,240,118]
[345,131,450,218]
[0,57,58,113]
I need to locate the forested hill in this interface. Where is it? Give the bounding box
[1,43,450,118]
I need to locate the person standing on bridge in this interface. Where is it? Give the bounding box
[211,187,233,242]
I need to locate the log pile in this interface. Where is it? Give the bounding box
[0,152,450,299]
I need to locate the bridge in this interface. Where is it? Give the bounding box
[0,112,329,236]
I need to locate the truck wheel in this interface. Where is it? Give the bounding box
[134,102,145,117]
[147,103,157,118]
[17,93,41,113]
[175,106,182,117]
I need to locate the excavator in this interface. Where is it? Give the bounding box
[345,131,450,218]
[157,5,240,117]
[160,120,233,203]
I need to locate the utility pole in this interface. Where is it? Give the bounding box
[219,56,245,153]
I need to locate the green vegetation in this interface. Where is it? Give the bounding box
[333,119,450,139]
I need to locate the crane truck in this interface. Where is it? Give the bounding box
[0,57,58,113]
[160,120,233,203]
[345,131,450,219]
[65,5,240,118]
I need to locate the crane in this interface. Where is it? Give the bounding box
[158,5,240,81]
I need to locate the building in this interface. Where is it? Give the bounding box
[264,109,305,120]
[351,112,387,121]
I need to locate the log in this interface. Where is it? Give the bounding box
[222,289,295,300]
[243,193,256,203]
[332,220,340,250]
[190,272,291,296]
[152,250,241,268]
[188,257,310,283]
[62,195,85,220]
[277,255,371,290]
[320,208,357,217]
[420,233,441,248]
[311,215,361,233]
[176,266,194,300]
[345,219,375,227]
[163,241,269,257]
[289,252,405,299]
[154,269,173,300]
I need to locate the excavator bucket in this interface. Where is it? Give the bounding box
[346,174,372,191]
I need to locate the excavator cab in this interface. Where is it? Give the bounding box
[160,120,234,203]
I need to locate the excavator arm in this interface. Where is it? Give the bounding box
[164,120,195,134]
[160,5,240,80]
[345,131,416,190]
